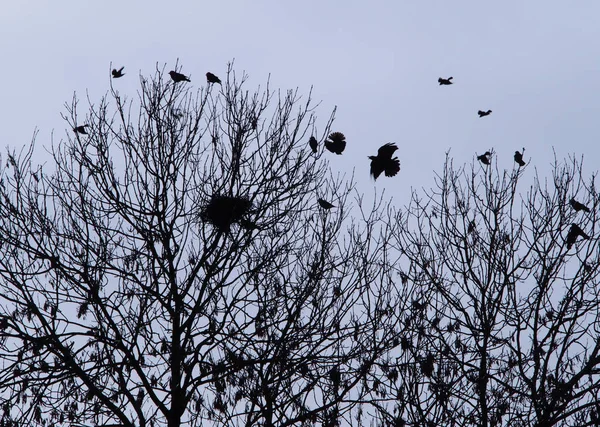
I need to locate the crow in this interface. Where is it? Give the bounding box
[420,353,435,377]
[438,77,453,85]
[477,151,492,165]
[317,198,334,210]
[169,70,191,83]
[467,220,475,234]
[478,110,492,117]
[73,125,89,134]
[206,72,222,84]
[570,198,590,213]
[324,132,346,155]
[369,143,401,180]
[112,67,125,78]
[566,223,590,249]
[514,150,526,166]
[309,136,318,153]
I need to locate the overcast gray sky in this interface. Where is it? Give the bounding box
[2,1,599,201]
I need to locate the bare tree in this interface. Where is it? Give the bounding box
[372,154,600,426]
[0,64,400,427]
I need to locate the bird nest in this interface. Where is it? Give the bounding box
[201,195,253,232]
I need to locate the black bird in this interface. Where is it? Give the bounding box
[467,220,475,234]
[317,198,334,210]
[206,72,222,84]
[112,66,125,78]
[324,132,346,155]
[438,77,453,85]
[369,143,401,180]
[478,110,492,118]
[565,223,590,249]
[514,150,526,167]
[73,125,89,134]
[309,136,318,153]
[169,70,191,83]
[477,151,492,165]
[420,353,435,377]
[570,198,590,213]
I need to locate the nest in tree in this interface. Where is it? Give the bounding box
[201,195,253,232]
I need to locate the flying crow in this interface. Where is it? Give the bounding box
[112,67,125,78]
[369,143,401,180]
[438,77,453,85]
[478,110,492,118]
[324,132,346,155]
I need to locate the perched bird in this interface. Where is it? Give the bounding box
[566,223,590,249]
[73,125,89,134]
[169,70,191,83]
[467,220,475,234]
[478,110,492,118]
[438,77,453,85]
[477,151,492,165]
[324,132,346,155]
[309,136,318,153]
[206,72,222,84]
[420,353,435,377]
[369,143,401,180]
[514,150,526,167]
[317,198,334,210]
[570,198,590,213]
[112,66,125,78]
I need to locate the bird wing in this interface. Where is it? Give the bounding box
[378,143,398,159]
[384,158,401,177]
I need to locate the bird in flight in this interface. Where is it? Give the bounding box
[169,71,191,83]
[73,125,89,134]
[570,198,590,213]
[309,136,318,153]
[317,198,335,210]
[206,72,222,84]
[514,150,526,167]
[438,77,453,85]
[477,151,492,165]
[478,110,492,118]
[324,132,346,155]
[369,143,401,180]
[566,223,590,249]
[112,67,125,78]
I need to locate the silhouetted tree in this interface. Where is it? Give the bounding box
[372,154,600,427]
[0,64,401,427]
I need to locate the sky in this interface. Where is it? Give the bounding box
[1,1,600,205]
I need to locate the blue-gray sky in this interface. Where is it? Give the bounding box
[2,1,600,199]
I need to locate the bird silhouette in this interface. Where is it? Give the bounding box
[73,125,89,134]
[570,198,590,213]
[467,220,475,234]
[112,67,125,78]
[169,70,191,83]
[420,353,435,377]
[477,151,492,165]
[324,132,346,155]
[369,143,401,180]
[514,150,526,166]
[478,110,492,117]
[206,72,222,84]
[566,223,590,249]
[438,77,453,85]
[317,198,334,210]
[309,136,318,153]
